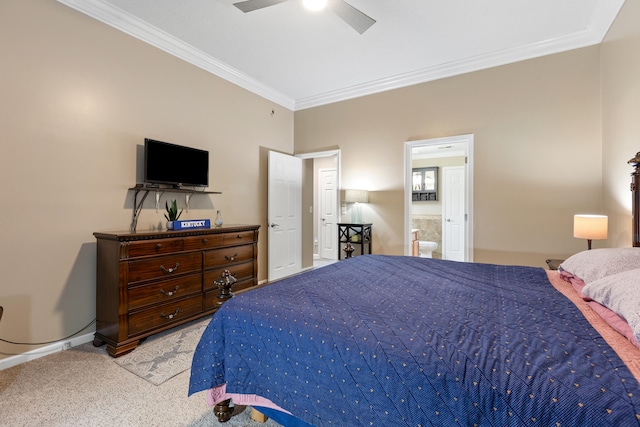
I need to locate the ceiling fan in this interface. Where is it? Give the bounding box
[233,0,376,34]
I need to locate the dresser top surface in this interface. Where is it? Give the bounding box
[94,224,260,241]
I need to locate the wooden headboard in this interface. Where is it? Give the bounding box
[630,152,640,247]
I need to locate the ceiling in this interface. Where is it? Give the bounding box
[57,0,624,111]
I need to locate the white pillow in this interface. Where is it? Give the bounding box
[582,269,640,342]
[559,247,640,284]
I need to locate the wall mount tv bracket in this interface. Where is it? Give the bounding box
[128,185,221,232]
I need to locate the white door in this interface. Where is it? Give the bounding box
[443,166,466,261]
[319,168,338,260]
[268,151,302,281]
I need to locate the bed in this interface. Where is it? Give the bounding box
[188,152,640,426]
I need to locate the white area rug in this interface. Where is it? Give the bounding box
[114,319,209,385]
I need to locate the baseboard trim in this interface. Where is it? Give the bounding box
[0,332,95,371]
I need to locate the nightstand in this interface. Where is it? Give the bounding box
[545,259,564,270]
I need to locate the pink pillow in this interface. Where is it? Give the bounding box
[562,268,640,349]
[587,300,640,350]
[559,270,591,300]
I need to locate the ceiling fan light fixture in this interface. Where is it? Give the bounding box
[234,0,374,34]
[303,0,327,11]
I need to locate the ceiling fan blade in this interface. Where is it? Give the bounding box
[233,0,289,13]
[328,0,375,34]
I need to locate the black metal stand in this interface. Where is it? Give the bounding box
[338,223,372,260]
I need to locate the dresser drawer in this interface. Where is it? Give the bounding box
[128,295,203,337]
[127,238,183,258]
[204,278,255,311]
[183,234,224,251]
[128,252,202,284]
[204,261,254,291]
[233,278,256,293]
[204,289,223,311]
[204,245,254,268]
[223,231,255,246]
[128,273,202,310]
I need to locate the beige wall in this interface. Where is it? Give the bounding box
[602,0,640,248]
[295,47,603,265]
[0,1,293,358]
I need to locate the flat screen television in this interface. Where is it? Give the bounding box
[144,138,209,187]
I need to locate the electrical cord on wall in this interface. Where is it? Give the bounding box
[0,318,96,345]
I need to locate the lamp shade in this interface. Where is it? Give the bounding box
[573,215,608,240]
[345,189,369,203]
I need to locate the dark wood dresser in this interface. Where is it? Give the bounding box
[93,225,260,357]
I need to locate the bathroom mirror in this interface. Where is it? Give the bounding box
[412,167,438,201]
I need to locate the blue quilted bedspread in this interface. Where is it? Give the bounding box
[189,255,640,426]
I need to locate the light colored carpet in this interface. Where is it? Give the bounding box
[0,319,283,427]
[114,319,209,385]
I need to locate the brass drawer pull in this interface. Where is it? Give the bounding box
[160,263,180,273]
[225,253,238,262]
[160,308,180,320]
[236,234,242,239]
[156,243,162,250]
[160,286,180,297]
[202,238,208,244]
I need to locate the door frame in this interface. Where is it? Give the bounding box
[404,134,474,261]
[296,149,342,264]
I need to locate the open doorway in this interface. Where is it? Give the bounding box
[297,150,341,269]
[404,135,474,261]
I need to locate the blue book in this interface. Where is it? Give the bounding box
[172,219,210,230]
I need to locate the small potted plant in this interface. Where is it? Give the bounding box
[164,199,182,230]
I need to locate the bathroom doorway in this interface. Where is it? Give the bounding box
[404,135,474,261]
[297,150,341,269]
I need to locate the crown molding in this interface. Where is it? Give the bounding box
[58,0,624,112]
[589,0,625,39]
[56,0,296,110]
[294,0,624,110]
[294,32,597,110]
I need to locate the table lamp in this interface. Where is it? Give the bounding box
[573,214,608,250]
[345,189,369,223]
